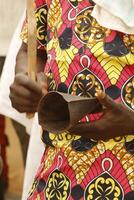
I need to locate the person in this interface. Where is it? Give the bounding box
[0,13,44,199]
[10,0,134,199]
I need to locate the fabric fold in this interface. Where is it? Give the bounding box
[92,0,134,34]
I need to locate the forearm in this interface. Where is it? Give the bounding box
[15,42,47,74]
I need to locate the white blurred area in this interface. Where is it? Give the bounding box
[0,1,25,56]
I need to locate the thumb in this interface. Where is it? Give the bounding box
[96,90,115,109]
[37,72,48,94]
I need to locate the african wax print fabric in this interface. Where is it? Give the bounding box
[21,0,134,199]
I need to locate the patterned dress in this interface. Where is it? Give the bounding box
[21,0,134,199]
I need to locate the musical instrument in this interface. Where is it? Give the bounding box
[38,92,102,133]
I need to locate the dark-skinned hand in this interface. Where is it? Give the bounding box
[9,72,48,113]
[69,91,134,141]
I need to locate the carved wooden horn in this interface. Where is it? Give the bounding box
[38,92,102,133]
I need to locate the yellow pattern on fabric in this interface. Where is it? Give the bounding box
[35,6,47,44]
[74,7,134,85]
[63,141,105,184]
[46,71,57,91]
[124,77,134,110]
[42,147,57,174]
[47,39,78,82]
[71,71,103,97]
[48,0,63,34]
[21,1,134,198]
[49,132,80,147]
[91,42,134,85]
[86,176,121,200]
[75,9,111,46]
[28,179,38,197]
[111,136,134,190]
[43,134,134,186]
[45,170,70,200]
[47,0,79,82]
[20,5,47,48]
[123,35,134,54]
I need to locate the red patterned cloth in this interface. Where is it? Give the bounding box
[0,115,6,145]
[21,0,134,199]
[0,115,8,190]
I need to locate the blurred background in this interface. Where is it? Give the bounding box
[0,1,30,199]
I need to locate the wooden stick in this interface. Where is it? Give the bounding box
[26,0,37,118]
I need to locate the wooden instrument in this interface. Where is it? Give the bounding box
[26,0,37,118]
[38,92,102,133]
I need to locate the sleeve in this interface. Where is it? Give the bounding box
[20,0,47,50]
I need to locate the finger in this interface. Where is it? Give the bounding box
[11,102,37,113]
[37,72,48,94]
[96,91,116,109]
[19,106,37,113]
[70,117,107,135]
[15,74,42,94]
[10,85,41,100]
[10,95,38,107]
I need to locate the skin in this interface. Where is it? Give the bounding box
[69,91,134,141]
[9,42,48,113]
[10,43,134,141]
